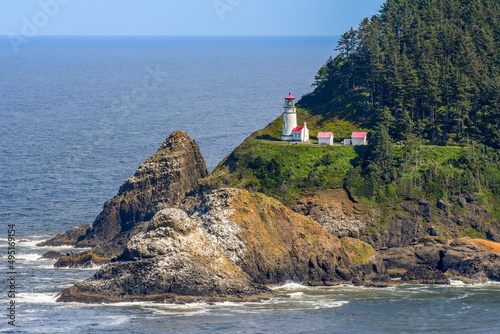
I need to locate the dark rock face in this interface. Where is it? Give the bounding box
[385,197,499,247]
[441,240,500,282]
[54,252,110,269]
[380,237,500,283]
[41,131,207,258]
[400,265,450,284]
[41,251,63,260]
[292,189,367,239]
[37,224,91,247]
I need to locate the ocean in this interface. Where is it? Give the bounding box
[1,36,499,333]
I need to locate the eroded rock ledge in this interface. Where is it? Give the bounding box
[380,237,500,283]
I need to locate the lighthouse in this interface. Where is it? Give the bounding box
[281,93,298,141]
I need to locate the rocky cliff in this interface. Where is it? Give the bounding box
[45,127,500,304]
[57,188,386,303]
[292,189,500,250]
[39,131,208,258]
[191,188,384,284]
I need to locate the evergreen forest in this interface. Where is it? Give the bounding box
[300,0,499,148]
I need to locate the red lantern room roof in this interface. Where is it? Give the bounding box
[285,92,295,99]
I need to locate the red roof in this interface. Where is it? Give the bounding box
[285,92,295,99]
[317,132,333,138]
[351,132,367,139]
[292,126,304,132]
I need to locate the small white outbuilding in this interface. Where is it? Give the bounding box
[317,132,334,145]
[344,132,368,146]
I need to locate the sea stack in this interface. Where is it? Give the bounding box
[39,131,208,258]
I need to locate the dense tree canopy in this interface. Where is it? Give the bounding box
[300,0,499,148]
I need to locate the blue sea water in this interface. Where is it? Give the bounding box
[1,36,499,333]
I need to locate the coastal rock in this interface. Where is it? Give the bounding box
[57,208,272,303]
[195,188,358,284]
[54,252,110,269]
[441,239,500,282]
[57,188,386,303]
[379,237,500,283]
[292,189,367,239]
[37,224,91,247]
[42,131,207,258]
[41,251,63,260]
[400,265,450,284]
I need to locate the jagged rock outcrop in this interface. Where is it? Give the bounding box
[54,252,110,269]
[380,237,500,283]
[41,251,63,260]
[57,207,272,303]
[41,131,208,258]
[294,189,500,283]
[37,224,91,247]
[57,188,387,303]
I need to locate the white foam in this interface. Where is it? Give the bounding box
[288,292,304,298]
[17,253,45,262]
[458,280,500,288]
[102,315,130,326]
[18,293,58,304]
[312,300,349,309]
[43,244,81,251]
[17,238,91,251]
[212,301,244,308]
[154,302,209,309]
[102,301,211,312]
[449,279,467,286]
[54,263,103,271]
[36,263,60,270]
[143,304,210,317]
[265,297,349,311]
[17,239,50,248]
[270,282,310,291]
[475,281,500,286]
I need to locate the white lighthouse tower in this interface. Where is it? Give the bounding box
[281,93,298,141]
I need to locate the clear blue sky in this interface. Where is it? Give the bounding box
[0,0,386,36]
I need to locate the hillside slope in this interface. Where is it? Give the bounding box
[205,0,500,248]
